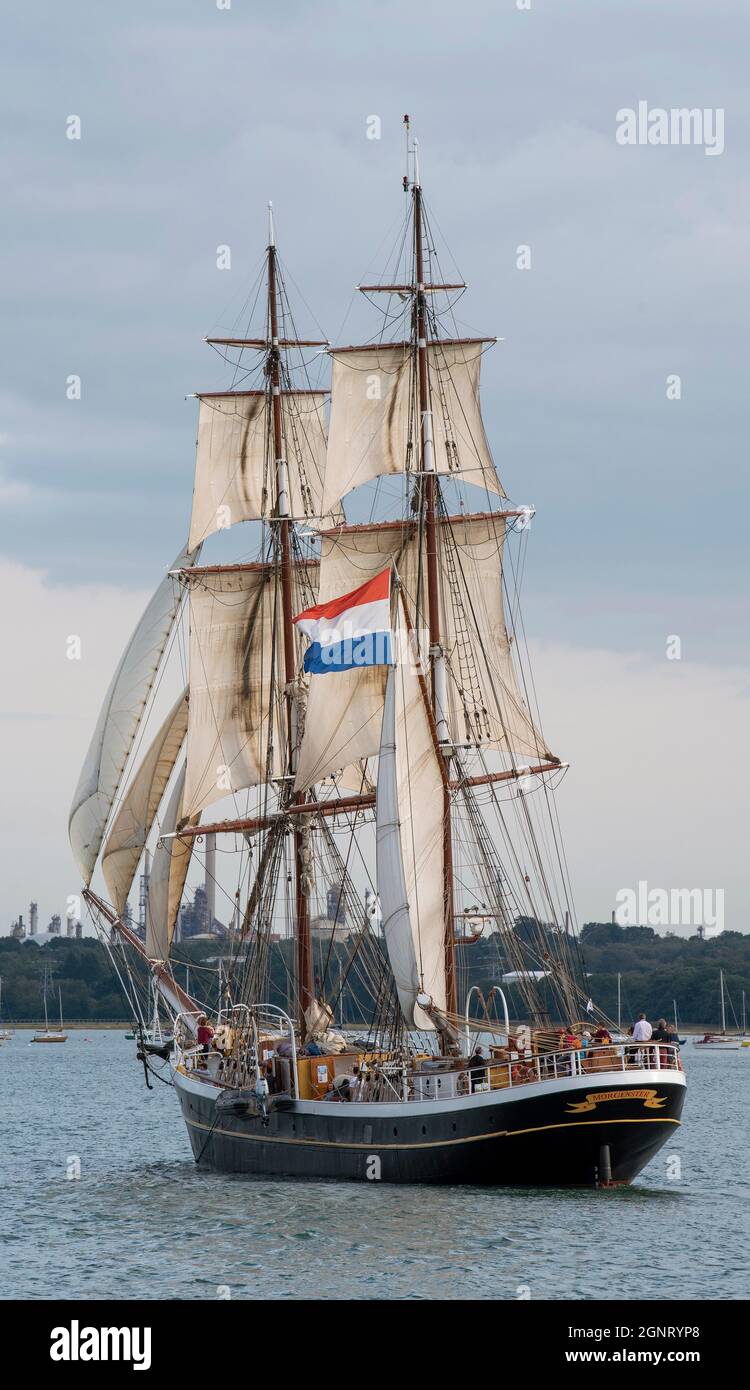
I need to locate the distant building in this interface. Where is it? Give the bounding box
[10,915,25,940]
[48,914,61,936]
[29,901,38,935]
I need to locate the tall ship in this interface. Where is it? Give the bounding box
[70,125,685,1184]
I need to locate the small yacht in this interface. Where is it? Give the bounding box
[693,971,743,1049]
[33,979,68,1044]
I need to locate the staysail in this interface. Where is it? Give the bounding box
[145,764,196,961]
[100,689,188,916]
[189,389,328,549]
[69,544,198,884]
[376,606,446,1030]
[322,339,503,514]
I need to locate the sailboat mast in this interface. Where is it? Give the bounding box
[412,155,456,1018]
[266,207,313,1031]
[720,968,726,1034]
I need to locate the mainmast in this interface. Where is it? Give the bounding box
[266,204,313,1031]
[411,136,457,1019]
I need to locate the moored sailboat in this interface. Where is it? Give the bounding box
[693,970,744,1048]
[70,127,685,1185]
[33,975,67,1044]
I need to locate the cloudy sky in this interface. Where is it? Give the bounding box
[1,0,747,936]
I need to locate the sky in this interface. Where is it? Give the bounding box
[1,0,748,937]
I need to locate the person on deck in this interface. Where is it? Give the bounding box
[466,1046,488,1092]
[627,1013,653,1068]
[196,1016,213,1053]
[651,1018,671,1068]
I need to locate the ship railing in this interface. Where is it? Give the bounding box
[178,1002,300,1099]
[477,1041,683,1093]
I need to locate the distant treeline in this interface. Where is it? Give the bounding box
[1,921,749,1028]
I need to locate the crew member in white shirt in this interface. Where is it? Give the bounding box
[631,1014,653,1042]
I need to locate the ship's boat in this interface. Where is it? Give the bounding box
[70,124,685,1185]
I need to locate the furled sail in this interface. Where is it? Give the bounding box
[189,390,328,549]
[145,764,195,960]
[322,339,504,514]
[69,544,198,884]
[376,613,446,1030]
[101,690,189,916]
[184,565,299,816]
[295,513,551,790]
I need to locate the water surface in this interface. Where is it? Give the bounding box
[1,1031,748,1300]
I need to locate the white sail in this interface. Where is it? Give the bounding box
[322,340,503,514]
[295,514,550,790]
[145,763,195,960]
[101,690,189,916]
[376,615,446,1030]
[189,390,328,549]
[184,566,289,816]
[69,544,197,884]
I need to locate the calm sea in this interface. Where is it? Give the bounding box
[1,1030,748,1301]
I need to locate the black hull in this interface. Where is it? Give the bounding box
[174,1069,686,1187]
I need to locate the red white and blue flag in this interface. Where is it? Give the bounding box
[293,567,393,674]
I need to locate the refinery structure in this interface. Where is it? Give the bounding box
[9,901,82,943]
[7,832,356,947]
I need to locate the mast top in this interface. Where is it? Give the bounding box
[403,113,422,192]
[268,200,275,249]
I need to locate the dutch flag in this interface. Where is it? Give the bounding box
[293,567,393,674]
